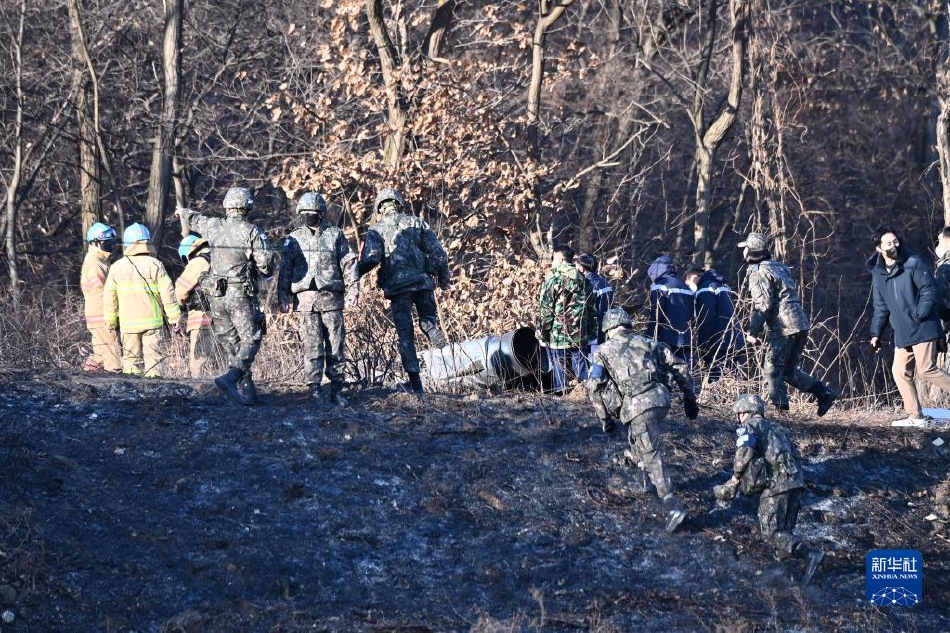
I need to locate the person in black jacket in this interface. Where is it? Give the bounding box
[869,226,950,428]
[686,267,745,382]
[576,252,614,380]
[647,255,694,365]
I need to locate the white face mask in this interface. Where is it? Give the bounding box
[937,241,948,259]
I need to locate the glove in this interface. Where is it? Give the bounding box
[745,332,760,345]
[713,482,737,501]
[438,279,452,290]
[279,302,291,314]
[684,398,699,420]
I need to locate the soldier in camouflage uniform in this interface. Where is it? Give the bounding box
[176,187,275,405]
[740,232,837,416]
[536,246,598,394]
[713,394,824,585]
[358,188,450,394]
[279,192,359,406]
[586,308,700,533]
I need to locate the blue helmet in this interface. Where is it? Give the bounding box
[86,222,117,243]
[178,234,208,261]
[123,223,151,246]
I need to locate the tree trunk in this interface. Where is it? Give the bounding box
[4,0,26,293]
[424,0,455,63]
[694,0,748,268]
[526,0,576,257]
[366,0,408,172]
[145,0,183,251]
[67,0,101,249]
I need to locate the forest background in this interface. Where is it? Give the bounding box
[3,0,950,403]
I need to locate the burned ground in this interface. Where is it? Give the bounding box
[0,371,947,631]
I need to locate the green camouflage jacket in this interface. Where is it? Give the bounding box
[733,413,804,495]
[278,220,358,311]
[181,209,275,284]
[358,211,449,299]
[588,329,695,422]
[746,259,810,337]
[536,261,596,349]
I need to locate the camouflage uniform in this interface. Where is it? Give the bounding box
[536,261,597,392]
[746,258,832,411]
[179,208,275,377]
[588,328,696,504]
[278,218,358,391]
[731,413,809,559]
[358,192,450,380]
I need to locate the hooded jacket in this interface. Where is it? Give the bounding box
[868,250,943,348]
[582,269,614,345]
[536,261,597,349]
[104,242,182,333]
[647,256,694,348]
[694,269,743,352]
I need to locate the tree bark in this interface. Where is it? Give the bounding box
[526,0,576,256]
[694,0,748,267]
[4,0,26,293]
[424,0,455,63]
[366,0,408,171]
[67,0,101,249]
[145,0,184,251]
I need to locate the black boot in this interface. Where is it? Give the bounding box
[326,383,348,407]
[214,368,246,405]
[238,375,258,406]
[811,383,837,417]
[407,372,424,394]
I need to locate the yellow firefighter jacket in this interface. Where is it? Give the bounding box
[80,246,112,329]
[103,242,182,333]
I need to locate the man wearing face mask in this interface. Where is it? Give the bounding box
[278,192,359,406]
[934,227,950,331]
[80,222,122,373]
[869,226,950,427]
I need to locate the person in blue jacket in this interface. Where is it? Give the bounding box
[647,255,694,364]
[686,267,745,381]
[869,226,950,428]
[576,252,614,379]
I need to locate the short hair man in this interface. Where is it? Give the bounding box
[740,232,837,416]
[358,188,451,394]
[279,192,359,406]
[685,266,744,382]
[574,252,614,380]
[81,223,121,373]
[103,223,182,377]
[586,308,699,533]
[869,226,950,427]
[713,394,824,585]
[535,245,597,394]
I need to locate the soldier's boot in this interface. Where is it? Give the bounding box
[310,384,328,405]
[802,547,824,585]
[810,383,838,417]
[215,368,246,406]
[406,372,424,394]
[238,375,258,406]
[662,494,687,533]
[326,383,348,407]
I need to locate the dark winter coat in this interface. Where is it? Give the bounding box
[583,270,614,345]
[647,256,694,348]
[693,269,744,352]
[869,251,943,348]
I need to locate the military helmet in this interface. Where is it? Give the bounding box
[86,222,117,243]
[738,232,768,252]
[123,223,151,247]
[223,186,253,211]
[296,192,328,215]
[601,308,633,333]
[374,188,406,213]
[733,393,766,416]
[178,234,208,261]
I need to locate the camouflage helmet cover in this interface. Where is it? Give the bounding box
[733,393,766,416]
[374,188,406,213]
[223,187,254,211]
[738,232,768,252]
[296,192,328,215]
[601,307,633,333]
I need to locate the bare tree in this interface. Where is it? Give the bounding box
[145,0,184,249]
[366,0,409,171]
[3,0,26,292]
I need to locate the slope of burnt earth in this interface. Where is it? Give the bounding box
[0,371,947,631]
